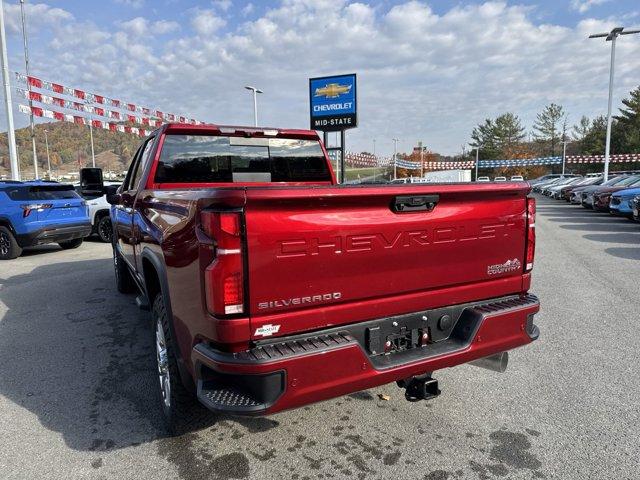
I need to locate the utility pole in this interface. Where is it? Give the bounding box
[561,140,567,175]
[418,141,424,178]
[44,128,51,178]
[20,0,38,179]
[244,85,263,127]
[589,26,640,181]
[474,147,480,181]
[392,138,399,180]
[88,116,96,168]
[0,0,18,180]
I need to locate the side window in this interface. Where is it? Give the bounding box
[130,138,155,191]
[122,145,144,192]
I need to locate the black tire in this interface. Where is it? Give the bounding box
[0,226,22,260]
[96,215,113,243]
[152,294,210,435]
[58,238,84,250]
[113,248,136,294]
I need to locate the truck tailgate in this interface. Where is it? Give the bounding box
[243,183,530,339]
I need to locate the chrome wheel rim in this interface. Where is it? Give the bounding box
[0,232,10,256]
[156,319,171,408]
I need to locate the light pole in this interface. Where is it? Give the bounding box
[244,85,263,127]
[44,129,51,177]
[20,0,38,179]
[85,100,96,167]
[561,140,567,176]
[418,141,424,178]
[392,138,399,180]
[589,26,640,181]
[474,146,480,181]
[0,0,19,180]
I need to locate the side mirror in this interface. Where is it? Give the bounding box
[104,184,121,205]
[80,167,104,197]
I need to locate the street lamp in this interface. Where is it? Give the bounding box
[85,100,96,167]
[0,0,19,180]
[392,138,399,180]
[44,128,51,178]
[589,26,640,181]
[244,85,263,127]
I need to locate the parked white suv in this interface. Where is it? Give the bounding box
[76,181,120,243]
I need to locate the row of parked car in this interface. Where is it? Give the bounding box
[531,171,640,220]
[0,170,119,260]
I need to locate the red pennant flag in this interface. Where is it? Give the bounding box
[53,97,65,107]
[29,91,42,102]
[92,120,102,128]
[52,83,64,94]
[142,117,149,126]
[127,103,135,111]
[124,126,132,133]
[74,116,84,125]
[53,111,64,121]
[32,106,44,117]
[142,107,150,115]
[127,114,135,123]
[95,107,105,116]
[94,95,104,104]
[74,89,85,99]
[27,76,43,88]
[111,111,120,119]
[112,99,120,107]
[156,111,163,119]
[109,123,117,132]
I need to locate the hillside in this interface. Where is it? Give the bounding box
[0,121,144,179]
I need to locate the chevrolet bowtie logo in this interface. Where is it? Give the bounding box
[314,83,352,98]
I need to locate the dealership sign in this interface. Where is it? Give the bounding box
[309,74,357,131]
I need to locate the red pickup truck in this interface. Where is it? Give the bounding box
[107,123,539,434]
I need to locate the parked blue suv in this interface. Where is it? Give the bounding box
[609,186,640,218]
[0,180,91,260]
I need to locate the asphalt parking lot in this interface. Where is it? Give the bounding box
[0,196,638,480]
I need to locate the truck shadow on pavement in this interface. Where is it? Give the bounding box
[0,258,275,454]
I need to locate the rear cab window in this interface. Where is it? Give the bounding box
[153,134,332,184]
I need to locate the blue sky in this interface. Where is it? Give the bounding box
[1,0,640,156]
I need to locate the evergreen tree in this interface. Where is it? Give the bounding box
[533,103,565,156]
[614,85,640,152]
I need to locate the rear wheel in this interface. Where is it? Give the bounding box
[153,294,209,435]
[113,249,136,294]
[58,238,83,249]
[96,215,113,243]
[0,226,22,260]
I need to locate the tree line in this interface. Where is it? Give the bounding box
[469,84,640,177]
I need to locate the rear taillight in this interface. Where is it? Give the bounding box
[20,203,52,218]
[525,197,536,272]
[201,211,245,316]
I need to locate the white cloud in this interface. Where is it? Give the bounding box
[6,1,640,156]
[3,2,73,34]
[570,0,610,14]
[191,9,226,35]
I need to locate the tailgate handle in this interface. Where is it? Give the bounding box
[392,195,439,213]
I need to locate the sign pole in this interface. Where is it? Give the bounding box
[340,130,345,184]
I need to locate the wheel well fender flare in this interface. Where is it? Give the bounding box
[140,247,193,390]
